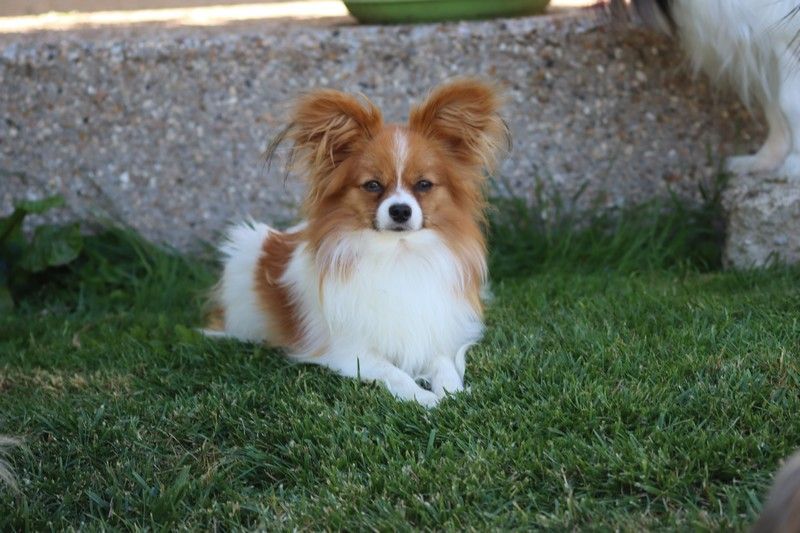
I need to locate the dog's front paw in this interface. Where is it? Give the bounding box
[388,380,440,408]
[413,389,441,409]
[725,154,779,175]
[777,154,800,181]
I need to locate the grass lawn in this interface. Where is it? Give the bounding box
[1,196,799,529]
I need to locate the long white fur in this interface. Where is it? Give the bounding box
[212,224,484,408]
[211,222,273,342]
[671,0,800,178]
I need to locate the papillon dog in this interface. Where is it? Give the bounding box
[614,0,800,180]
[203,80,508,408]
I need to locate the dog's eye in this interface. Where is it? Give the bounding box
[414,179,433,192]
[362,180,383,193]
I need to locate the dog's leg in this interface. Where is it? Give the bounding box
[726,99,791,175]
[776,51,800,180]
[429,357,465,399]
[316,349,440,408]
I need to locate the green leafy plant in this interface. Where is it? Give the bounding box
[0,195,83,310]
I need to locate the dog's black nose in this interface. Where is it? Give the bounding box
[388,203,412,223]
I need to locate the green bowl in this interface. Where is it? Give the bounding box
[343,0,551,24]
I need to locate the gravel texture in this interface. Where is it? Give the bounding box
[723,174,800,268]
[1,9,762,251]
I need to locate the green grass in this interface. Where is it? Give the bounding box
[1,195,799,530]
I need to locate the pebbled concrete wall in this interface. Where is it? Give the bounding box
[1,11,762,251]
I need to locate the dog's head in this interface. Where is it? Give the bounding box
[278,79,508,244]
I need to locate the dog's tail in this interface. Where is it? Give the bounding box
[203,221,274,343]
[0,435,21,491]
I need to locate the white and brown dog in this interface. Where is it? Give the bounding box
[204,80,508,408]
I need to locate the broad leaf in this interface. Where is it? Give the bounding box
[19,223,83,273]
[1,195,64,248]
[16,195,65,215]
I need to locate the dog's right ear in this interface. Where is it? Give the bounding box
[281,90,383,180]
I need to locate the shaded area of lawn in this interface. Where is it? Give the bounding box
[1,199,798,529]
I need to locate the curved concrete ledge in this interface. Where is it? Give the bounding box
[723,175,800,268]
[1,10,760,250]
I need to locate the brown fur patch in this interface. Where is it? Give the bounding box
[255,230,304,350]
[205,306,225,332]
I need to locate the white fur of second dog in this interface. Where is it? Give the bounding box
[670,0,800,179]
[206,222,484,408]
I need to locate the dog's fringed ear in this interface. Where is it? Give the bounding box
[281,90,383,181]
[408,79,509,173]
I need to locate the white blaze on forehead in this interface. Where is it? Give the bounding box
[393,129,409,187]
[375,129,423,232]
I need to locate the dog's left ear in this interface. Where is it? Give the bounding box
[408,79,509,172]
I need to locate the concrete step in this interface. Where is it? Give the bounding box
[723,175,800,268]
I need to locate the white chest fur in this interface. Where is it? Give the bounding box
[284,229,484,379]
